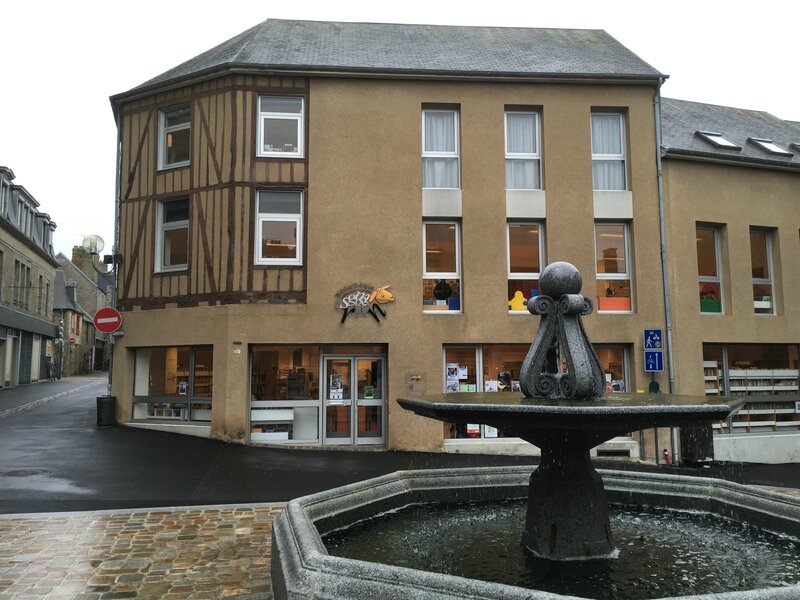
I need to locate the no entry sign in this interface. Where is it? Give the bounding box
[93,307,123,334]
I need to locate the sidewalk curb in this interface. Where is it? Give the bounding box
[0,379,104,421]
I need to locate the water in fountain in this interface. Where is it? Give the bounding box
[324,500,800,600]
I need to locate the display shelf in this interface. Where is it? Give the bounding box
[703,361,721,395]
[717,397,800,433]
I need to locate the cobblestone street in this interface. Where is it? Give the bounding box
[0,504,283,599]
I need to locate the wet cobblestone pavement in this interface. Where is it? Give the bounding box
[0,504,284,599]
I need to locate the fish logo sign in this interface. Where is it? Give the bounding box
[335,283,395,324]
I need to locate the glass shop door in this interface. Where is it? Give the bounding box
[323,355,385,446]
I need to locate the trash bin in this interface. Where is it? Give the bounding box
[97,395,116,427]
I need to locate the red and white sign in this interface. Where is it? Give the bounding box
[93,307,123,334]
[68,337,76,346]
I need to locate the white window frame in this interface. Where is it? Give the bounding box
[423,221,461,313]
[257,96,305,158]
[507,222,545,312]
[155,198,189,273]
[422,109,460,189]
[158,106,191,170]
[750,228,775,316]
[595,222,633,313]
[254,190,304,267]
[504,111,541,190]
[591,112,627,191]
[697,225,724,314]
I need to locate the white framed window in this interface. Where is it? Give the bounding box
[507,222,544,312]
[750,228,775,315]
[595,222,633,312]
[158,106,191,169]
[696,131,740,150]
[697,225,723,314]
[255,190,303,266]
[422,109,459,188]
[591,113,627,190]
[748,138,793,157]
[423,221,461,312]
[155,198,189,272]
[505,112,541,190]
[258,96,304,158]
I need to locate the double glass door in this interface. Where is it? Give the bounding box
[323,355,385,445]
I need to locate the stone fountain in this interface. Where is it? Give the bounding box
[271,263,800,599]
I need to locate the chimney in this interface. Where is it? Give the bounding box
[71,246,107,283]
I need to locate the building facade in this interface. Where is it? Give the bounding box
[109,20,670,453]
[0,167,59,387]
[661,99,800,462]
[56,250,111,371]
[108,20,799,461]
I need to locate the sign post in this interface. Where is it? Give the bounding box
[643,328,664,373]
[93,307,123,335]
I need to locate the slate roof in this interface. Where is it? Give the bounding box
[114,19,663,101]
[661,97,800,171]
[53,270,92,319]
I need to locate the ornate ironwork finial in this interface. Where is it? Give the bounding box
[519,262,605,399]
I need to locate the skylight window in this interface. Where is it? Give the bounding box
[748,138,793,156]
[790,142,800,152]
[695,131,740,149]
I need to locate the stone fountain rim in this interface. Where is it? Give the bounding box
[271,466,800,600]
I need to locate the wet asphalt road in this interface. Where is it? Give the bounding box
[1,375,798,514]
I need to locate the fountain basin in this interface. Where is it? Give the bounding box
[271,466,800,599]
[398,392,744,560]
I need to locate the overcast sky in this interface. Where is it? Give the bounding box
[2,0,798,258]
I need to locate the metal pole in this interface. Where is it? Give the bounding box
[107,109,123,396]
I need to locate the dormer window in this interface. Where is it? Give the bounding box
[748,138,793,156]
[791,142,800,152]
[695,131,740,149]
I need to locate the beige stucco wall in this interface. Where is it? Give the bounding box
[112,75,667,451]
[663,159,800,395]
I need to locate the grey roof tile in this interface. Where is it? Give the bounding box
[117,19,663,99]
[661,97,800,169]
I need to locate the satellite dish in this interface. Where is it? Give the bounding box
[82,235,105,255]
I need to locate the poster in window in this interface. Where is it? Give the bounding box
[178,381,188,396]
[459,383,476,392]
[466,423,481,437]
[446,380,460,394]
[446,364,459,380]
[511,380,521,392]
[484,380,498,393]
[330,373,343,400]
[364,385,375,399]
[484,425,499,438]
[457,366,468,380]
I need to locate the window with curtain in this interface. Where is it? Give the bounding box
[505,112,541,189]
[591,113,626,190]
[422,110,459,188]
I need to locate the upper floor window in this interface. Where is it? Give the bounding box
[750,228,775,315]
[158,106,191,169]
[422,110,459,189]
[591,113,626,190]
[258,96,304,158]
[423,221,461,312]
[156,198,189,272]
[507,222,544,311]
[595,222,632,312]
[255,190,303,266]
[697,225,723,313]
[505,112,541,190]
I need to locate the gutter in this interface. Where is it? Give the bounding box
[110,63,665,107]
[661,149,800,173]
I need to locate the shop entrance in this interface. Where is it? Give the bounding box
[323,354,385,445]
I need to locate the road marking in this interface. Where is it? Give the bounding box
[0,380,103,420]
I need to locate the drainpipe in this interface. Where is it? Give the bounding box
[653,78,674,394]
[654,79,678,463]
[107,108,123,395]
